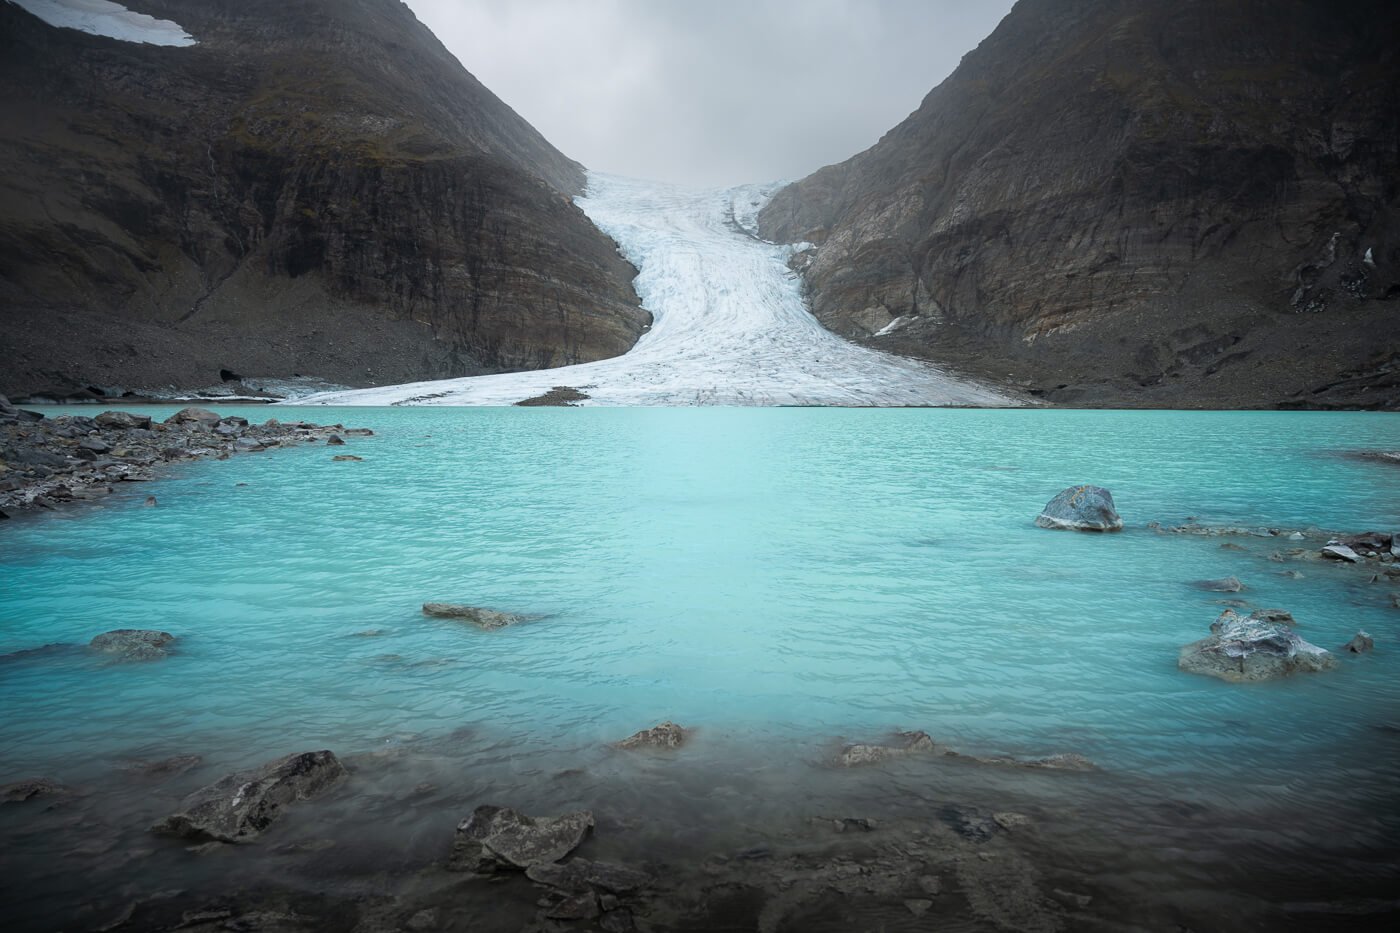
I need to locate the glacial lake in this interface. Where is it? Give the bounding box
[3,406,1399,930]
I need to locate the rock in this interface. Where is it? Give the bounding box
[404,910,438,931]
[905,899,934,917]
[1322,544,1362,563]
[917,875,942,896]
[1342,631,1374,653]
[89,629,176,661]
[79,436,111,453]
[1336,531,1393,552]
[422,602,525,630]
[526,858,652,894]
[1194,576,1244,592]
[150,750,346,843]
[599,908,636,933]
[1246,609,1296,626]
[993,812,1033,831]
[95,411,153,430]
[1034,485,1122,532]
[164,407,222,427]
[449,805,594,872]
[344,428,375,436]
[544,892,601,921]
[1178,610,1338,682]
[615,721,688,749]
[2,777,69,803]
[835,730,936,766]
[143,495,158,507]
[234,437,264,452]
[1279,569,1305,579]
[331,454,363,462]
[326,435,346,446]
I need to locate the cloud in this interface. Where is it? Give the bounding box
[404,0,1014,187]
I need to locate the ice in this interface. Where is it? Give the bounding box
[7,0,196,46]
[296,173,1020,407]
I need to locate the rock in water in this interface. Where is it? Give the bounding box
[1342,631,1374,654]
[448,805,594,872]
[89,629,175,661]
[1034,486,1123,532]
[1194,576,1245,593]
[1178,610,1338,682]
[1321,544,1362,563]
[151,750,346,843]
[835,730,936,767]
[422,603,525,630]
[615,721,688,749]
[2,778,69,804]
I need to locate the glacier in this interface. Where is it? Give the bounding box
[7,0,196,46]
[297,174,1019,407]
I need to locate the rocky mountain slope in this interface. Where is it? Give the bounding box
[759,0,1400,408]
[0,0,648,399]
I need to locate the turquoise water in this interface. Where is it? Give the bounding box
[3,408,1399,927]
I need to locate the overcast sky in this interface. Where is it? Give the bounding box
[404,0,1015,188]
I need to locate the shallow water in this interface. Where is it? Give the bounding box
[2,407,1399,929]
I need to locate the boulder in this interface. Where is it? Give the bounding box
[332,454,363,462]
[422,603,525,630]
[234,437,265,452]
[326,435,346,446]
[1336,531,1393,552]
[835,730,936,767]
[448,805,594,873]
[527,858,652,894]
[95,411,152,430]
[1321,544,1361,563]
[615,721,688,750]
[1178,610,1338,682]
[164,407,221,427]
[1034,485,1122,532]
[1342,631,1374,654]
[1194,576,1244,593]
[89,629,175,661]
[150,750,346,843]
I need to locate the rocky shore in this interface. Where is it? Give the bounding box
[0,395,368,518]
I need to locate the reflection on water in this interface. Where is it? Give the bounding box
[2,407,1399,930]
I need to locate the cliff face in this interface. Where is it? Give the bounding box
[760,0,1400,408]
[0,0,648,397]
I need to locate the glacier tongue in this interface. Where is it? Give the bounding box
[297,173,1019,407]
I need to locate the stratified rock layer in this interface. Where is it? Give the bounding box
[760,0,1400,409]
[0,0,647,397]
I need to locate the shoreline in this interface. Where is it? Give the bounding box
[0,395,369,520]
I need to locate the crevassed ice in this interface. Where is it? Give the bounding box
[8,0,196,47]
[297,173,1019,407]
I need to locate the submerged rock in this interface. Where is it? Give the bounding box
[150,750,346,843]
[1034,485,1122,532]
[526,857,652,894]
[422,602,525,630]
[2,777,70,803]
[615,721,688,750]
[1178,610,1338,682]
[89,629,176,661]
[448,805,594,873]
[331,454,363,462]
[1342,631,1374,654]
[1194,576,1244,593]
[835,730,936,767]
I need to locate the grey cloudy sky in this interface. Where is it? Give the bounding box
[404,0,1016,188]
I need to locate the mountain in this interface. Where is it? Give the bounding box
[759,0,1400,408]
[0,0,648,398]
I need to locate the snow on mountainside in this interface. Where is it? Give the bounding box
[297,174,1019,408]
[7,0,196,45]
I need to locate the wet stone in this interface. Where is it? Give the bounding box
[89,629,176,661]
[1034,484,1123,532]
[448,805,594,873]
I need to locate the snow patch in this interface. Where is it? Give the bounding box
[295,173,1019,408]
[873,315,917,337]
[7,0,196,46]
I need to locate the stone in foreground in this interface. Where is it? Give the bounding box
[615,721,688,750]
[89,629,176,661]
[1321,544,1361,563]
[151,750,346,843]
[1178,610,1337,682]
[422,603,525,630]
[836,730,936,767]
[448,805,594,873]
[1034,485,1123,532]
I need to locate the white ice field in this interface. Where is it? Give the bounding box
[301,174,1017,407]
[7,0,196,46]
